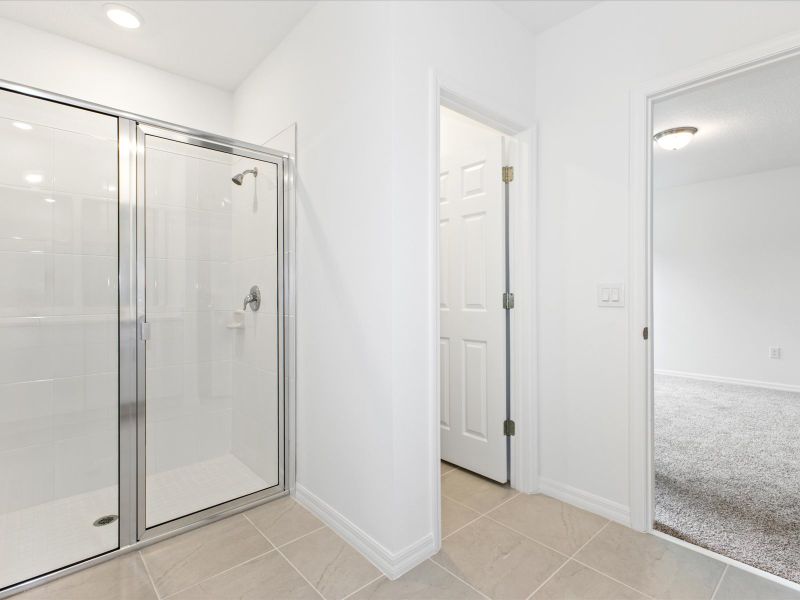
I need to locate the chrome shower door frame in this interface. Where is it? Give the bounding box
[0,77,294,597]
[133,123,289,543]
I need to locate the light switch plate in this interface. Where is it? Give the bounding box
[597,283,625,307]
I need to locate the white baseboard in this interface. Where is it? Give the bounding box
[654,369,800,394]
[538,478,630,525]
[293,483,435,580]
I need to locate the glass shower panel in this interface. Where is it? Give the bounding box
[0,90,119,589]
[144,135,280,528]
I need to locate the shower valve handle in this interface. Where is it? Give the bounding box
[242,285,261,311]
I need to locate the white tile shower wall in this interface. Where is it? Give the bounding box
[0,91,118,514]
[230,159,279,487]
[144,144,237,475]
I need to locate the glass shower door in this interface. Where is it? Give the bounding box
[0,90,119,589]
[140,128,283,532]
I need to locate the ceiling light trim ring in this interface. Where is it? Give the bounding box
[105,3,142,29]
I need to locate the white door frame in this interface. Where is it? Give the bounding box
[427,68,538,549]
[628,31,800,534]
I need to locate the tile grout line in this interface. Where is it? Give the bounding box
[442,475,706,600]
[160,549,277,599]
[441,464,457,477]
[138,550,163,600]
[480,513,656,599]
[569,557,656,600]
[481,513,571,560]
[525,559,570,600]
[561,521,655,600]
[525,520,610,599]
[340,574,385,600]
[441,511,484,541]
[572,520,611,557]
[441,475,656,599]
[440,490,520,541]
[427,558,492,600]
[275,524,328,549]
[243,513,326,600]
[441,490,519,517]
[710,564,729,600]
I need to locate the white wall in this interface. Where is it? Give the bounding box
[234,0,398,560]
[233,0,536,571]
[654,166,800,389]
[0,18,232,135]
[534,1,800,517]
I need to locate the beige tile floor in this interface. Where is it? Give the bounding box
[15,464,800,600]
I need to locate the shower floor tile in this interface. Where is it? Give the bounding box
[1,454,270,590]
[0,486,117,589]
[146,454,271,527]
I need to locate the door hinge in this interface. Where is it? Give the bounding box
[643,326,649,340]
[503,292,515,309]
[502,166,514,183]
[140,321,151,341]
[503,419,515,436]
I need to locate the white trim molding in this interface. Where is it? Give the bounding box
[539,478,630,525]
[654,369,800,394]
[294,484,435,581]
[628,30,800,533]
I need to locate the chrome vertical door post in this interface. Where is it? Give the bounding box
[135,126,148,541]
[118,118,138,547]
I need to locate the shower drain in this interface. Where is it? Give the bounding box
[93,515,119,527]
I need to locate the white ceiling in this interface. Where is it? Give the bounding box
[0,1,599,92]
[496,0,599,35]
[654,53,800,189]
[0,1,316,90]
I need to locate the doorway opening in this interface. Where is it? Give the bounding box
[632,46,800,586]
[438,106,513,484]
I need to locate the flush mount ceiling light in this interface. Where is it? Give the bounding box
[653,126,698,151]
[24,173,43,184]
[12,121,32,130]
[105,4,141,29]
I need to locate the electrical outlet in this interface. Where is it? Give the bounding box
[769,347,782,359]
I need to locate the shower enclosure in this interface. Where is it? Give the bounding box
[0,83,292,595]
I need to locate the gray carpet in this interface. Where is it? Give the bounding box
[654,374,800,583]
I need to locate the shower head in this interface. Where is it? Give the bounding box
[232,167,258,185]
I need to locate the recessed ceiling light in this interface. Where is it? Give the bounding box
[653,126,698,151]
[44,197,55,204]
[13,121,32,130]
[25,173,44,184]
[105,4,141,29]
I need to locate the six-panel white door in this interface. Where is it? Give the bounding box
[439,107,507,483]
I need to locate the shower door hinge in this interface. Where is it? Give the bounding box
[140,321,151,341]
[502,166,514,183]
[503,292,515,310]
[503,419,515,436]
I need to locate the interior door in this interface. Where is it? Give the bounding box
[138,126,284,534]
[439,107,507,482]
